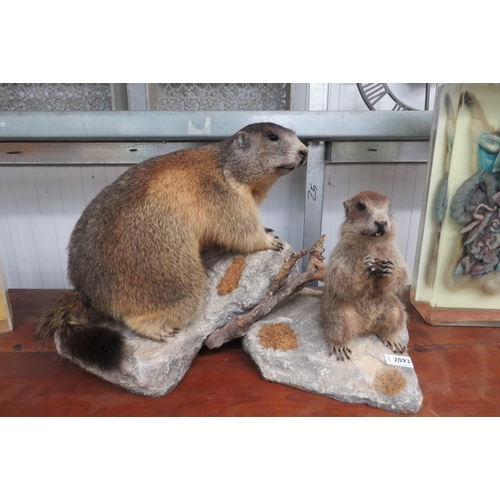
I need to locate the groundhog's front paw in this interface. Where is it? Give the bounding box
[272,237,284,252]
[330,345,352,361]
[363,254,377,275]
[375,260,394,278]
[266,233,283,252]
[383,339,407,354]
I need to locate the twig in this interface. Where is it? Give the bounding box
[204,235,326,349]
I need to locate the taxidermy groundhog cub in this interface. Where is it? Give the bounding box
[34,122,308,370]
[321,191,409,361]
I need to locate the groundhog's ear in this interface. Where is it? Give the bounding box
[235,132,251,148]
[343,200,350,215]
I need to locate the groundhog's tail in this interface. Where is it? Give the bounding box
[34,290,124,371]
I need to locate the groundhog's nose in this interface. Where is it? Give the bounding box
[299,149,308,159]
[375,221,388,231]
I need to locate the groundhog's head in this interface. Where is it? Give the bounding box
[342,190,397,239]
[220,123,308,187]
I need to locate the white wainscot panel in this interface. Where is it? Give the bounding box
[0,166,128,289]
[259,165,306,254]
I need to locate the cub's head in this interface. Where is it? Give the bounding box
[342,190,396,239]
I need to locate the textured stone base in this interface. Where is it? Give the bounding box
[242,288,423,414]
[55,241,296,397]
[54,242,423,412]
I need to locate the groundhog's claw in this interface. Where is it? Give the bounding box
[272,237,284,252]
[384,340,406,354]
[376,260,394,277]
[265,227,275,234]
[330,345,352,361]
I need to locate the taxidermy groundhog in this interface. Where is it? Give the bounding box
[321,190,409,361]
[34,122,308,370]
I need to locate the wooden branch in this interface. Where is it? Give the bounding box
[205,235,326,349]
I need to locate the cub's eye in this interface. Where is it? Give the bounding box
[268,134,279,141]
[357,202,366,211]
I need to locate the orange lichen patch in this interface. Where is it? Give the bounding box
[217,258,246,296]
[259,322,298,351]
[374,367,407,396]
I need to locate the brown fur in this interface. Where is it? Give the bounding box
[34,122,308,369]
[321,190,409,361]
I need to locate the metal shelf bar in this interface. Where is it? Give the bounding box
[0,110,432,142]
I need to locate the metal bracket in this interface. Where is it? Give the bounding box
[326,140,430,164]
[303,141,326,272]
[0,142,207,165]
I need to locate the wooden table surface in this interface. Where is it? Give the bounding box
[1,288,500,417]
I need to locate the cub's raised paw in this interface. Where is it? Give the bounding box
[330,345,352,361]
[375,260,394,278]
[363,254,376,275]
[384,339,407,354]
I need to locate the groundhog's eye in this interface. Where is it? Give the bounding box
[357,202,366,211]
[268,134,279,141]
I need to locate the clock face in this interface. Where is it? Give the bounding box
[357,83,436,111]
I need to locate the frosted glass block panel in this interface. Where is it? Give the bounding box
[0,83,112,111]
[150,83,290,111]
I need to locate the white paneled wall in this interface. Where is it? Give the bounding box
[0,166,129,289]
[260,163,306,255]
[0,83,432,289]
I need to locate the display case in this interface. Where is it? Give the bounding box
[411,84,500,325]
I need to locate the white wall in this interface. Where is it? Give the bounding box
[0,165,130,288]
[0,83,433,289]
